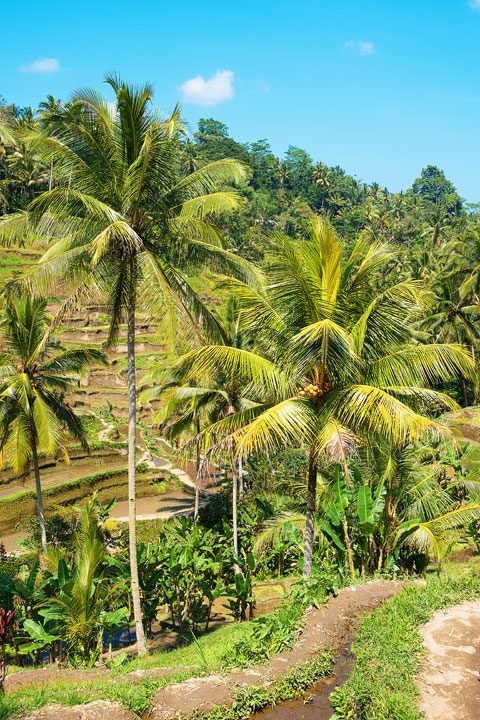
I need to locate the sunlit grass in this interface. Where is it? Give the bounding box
[0,617,255,719]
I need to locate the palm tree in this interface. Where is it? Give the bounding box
[0,295,105,552]
[0,75,250,653]
[142,298,256,540]
[252,441,480,575]
[371,440,480,570]
[176,218,474,577]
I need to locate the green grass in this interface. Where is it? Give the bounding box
[0,466,140,505]
[4,562,478,720]
[195,652,334,720]
[0,617,256,719]
[78,414,106,439]
[330,560,480,720]
[0,252,36,283]
[114,352,167,371]
[136,518,165,543]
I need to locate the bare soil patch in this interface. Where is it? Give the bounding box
[25,700,135,720]
[5,668,109,692]
[111,491,194,521]
[418,599,480,720]
[147,580,404,720]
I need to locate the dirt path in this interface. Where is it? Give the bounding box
[147,580,404,720]
[15,581,403,720]
[110,491,194,521]
[418,599,480,719]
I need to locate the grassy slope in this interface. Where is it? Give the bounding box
[0,249,204,537]
[0,618,255,719]
[0,249,39,288]
[4,561,480,719]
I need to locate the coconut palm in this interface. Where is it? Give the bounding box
[142,298,257,547]
[252,441,480,575]
[0,295,105,552]
[176,218,474,577]
[0,76,250,653]
[372,440,480,569]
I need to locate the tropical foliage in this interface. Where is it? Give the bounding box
[171,218,476,575]
[0,76,479,682]
[0,295,104,550]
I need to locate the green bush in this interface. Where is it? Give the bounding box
[246,448,308,493]
[0,546,23,582]
[223,565,343,667]
[20,513,80,550]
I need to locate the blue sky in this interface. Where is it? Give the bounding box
[2,1,480,200]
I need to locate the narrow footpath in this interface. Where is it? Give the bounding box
[418,599,480,720]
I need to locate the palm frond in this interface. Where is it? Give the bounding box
[366,344,475,387]
[331,385,446,444]
[174,345,290,398]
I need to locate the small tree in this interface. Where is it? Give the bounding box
[0,295,105,551]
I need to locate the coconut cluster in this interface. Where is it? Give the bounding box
[298,383,322,399]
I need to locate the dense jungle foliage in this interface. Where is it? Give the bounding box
[0,80,479,675]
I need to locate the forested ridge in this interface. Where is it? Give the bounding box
[1,100,476,254]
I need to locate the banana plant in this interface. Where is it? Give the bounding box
[316,463,386,576]
[223,552,256,622]
[356,478,386,574]
[321,466,355,577]
[14,619,60,660]
[99,607,130,660]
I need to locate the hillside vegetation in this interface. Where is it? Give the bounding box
[0,79,479,719]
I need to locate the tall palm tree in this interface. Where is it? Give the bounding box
[142,298,256,540]
[176,218,474,577]
[252,441,480,574]
[0,295,105,551]
[0,76,250,653]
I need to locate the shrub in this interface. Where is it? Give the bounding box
[246,449,308,493]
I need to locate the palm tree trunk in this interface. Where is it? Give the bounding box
[194,420,201,522]
[126,265,147,657]
[232,460,239,557]
[194,446,201,522]
[229,448,241,574]
[31,425,47,552]
[303,453,317,578]
[340,460,356,580]
[472,345,479,404]
[342,518,356,580]
[238,457,244,501]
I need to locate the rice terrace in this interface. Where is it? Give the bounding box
[1,2,480,718]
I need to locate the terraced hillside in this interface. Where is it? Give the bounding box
[56,305,167,421]
[0,247,206,551]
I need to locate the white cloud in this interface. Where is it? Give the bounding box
[19,58,61,74]
[344,40,376,56]
[180,70,234,106]
[469,0,480,9]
